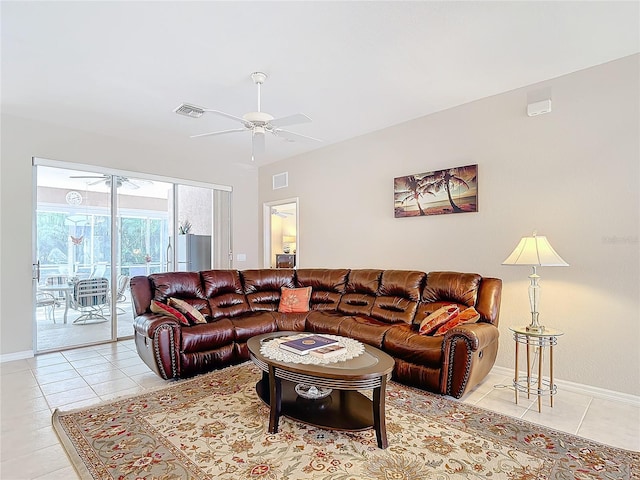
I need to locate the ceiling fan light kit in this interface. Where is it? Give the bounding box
[175,71,320,160]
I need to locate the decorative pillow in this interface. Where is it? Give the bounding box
[433,306,481,336]
[418,305,459,335]
[168,297,207,324]
[278,286,312,313]
[150,300,191,326]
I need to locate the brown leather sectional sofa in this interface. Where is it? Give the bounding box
[130,268,502,398]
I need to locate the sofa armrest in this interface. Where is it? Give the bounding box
[443,322,499,351]
[133,313,181,379]
[134,313,180,338]
[441,322,500,398]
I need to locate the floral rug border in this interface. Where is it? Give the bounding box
[52,362,639,480]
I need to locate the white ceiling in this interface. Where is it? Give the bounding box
[2,1,639,166]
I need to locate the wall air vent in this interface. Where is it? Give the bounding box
[273,172,288,190]
[174,103,205,118]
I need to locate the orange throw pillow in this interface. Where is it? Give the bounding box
[150,300,191,326]
[168,297,207,324]
[433,306,481,336]
[418,305,460,335]
[278,287,312,313]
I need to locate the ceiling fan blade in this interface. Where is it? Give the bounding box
[273,129,322,143]
[202,109,248,125]
[69,175,106,179]
[269,113,312,128]
[88,178,106,186]
[190,128,247,139]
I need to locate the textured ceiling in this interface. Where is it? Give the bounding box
[2,1,639,166]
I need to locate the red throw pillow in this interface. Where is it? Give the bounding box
[168,297,207,324]
[418,305,460,335]
[433,306,481,336]
[278,286,312,313]
[150,300,190,326]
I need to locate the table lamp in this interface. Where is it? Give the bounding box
[282,235,296,254]
[502,232,569,333]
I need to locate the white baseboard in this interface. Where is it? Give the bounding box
[0,350,34,363]
[491,365,640,407]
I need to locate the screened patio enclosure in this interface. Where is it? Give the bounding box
[33,159,232,353]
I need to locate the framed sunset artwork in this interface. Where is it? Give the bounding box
[394,164,478,218]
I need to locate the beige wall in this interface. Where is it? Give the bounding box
[259,55,640,396]
[0,114,259,356]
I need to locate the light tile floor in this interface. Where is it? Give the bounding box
[0,340,638,479]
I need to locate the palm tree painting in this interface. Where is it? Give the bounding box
[394,164,478,217]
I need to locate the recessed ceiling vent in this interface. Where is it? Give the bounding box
[174,103,205,118]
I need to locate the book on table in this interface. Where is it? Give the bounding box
[279,334,339,355]
[310,344,347,359]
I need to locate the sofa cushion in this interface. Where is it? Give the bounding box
[383,324,443,367]
[305,311,348,335]
[207,294,252,320]
[230,312,277,342]
[168,297,207,324]
[422,271,481,307]
[433,306,481,336]
[150,272,205,301]
[337,269,382,316]
[278,286,312,313]
[201,269,244,297]
[418,305,460,335]
[271,312,308,332]
[150,300,190,326]
[180,318,235,354]
[370,270,425,324]
[337,316,394,348]
[202,269,251,319]
[295,269,349,310]
[241,269,295,311]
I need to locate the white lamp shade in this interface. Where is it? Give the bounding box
[502,235,569,267]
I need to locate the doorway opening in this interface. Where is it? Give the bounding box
[263,199,298,269]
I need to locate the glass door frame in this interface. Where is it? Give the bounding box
[32,157,232,354]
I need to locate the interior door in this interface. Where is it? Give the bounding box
[264,199,298,268]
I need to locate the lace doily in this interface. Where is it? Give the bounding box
[260,334,364,365]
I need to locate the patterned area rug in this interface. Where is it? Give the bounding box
[53,362,639,480]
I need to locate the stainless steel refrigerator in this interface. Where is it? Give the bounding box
[176,234,211,272]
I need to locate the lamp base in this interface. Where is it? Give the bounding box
[526,324,545,333]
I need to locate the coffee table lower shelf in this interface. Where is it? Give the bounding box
[255,373,375,432]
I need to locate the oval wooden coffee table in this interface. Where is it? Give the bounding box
[247,332,395,449]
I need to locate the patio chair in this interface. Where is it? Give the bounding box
[104,274,130,315]
[45,275,69,304]
[89,264,107,279]
[71,277,109,324]
[36,291,58,323]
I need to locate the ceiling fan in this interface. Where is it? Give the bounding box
[271,208,294,218]
[69,174,151,190]
[174,72,321,161]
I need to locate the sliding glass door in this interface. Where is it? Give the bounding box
[33,160,232,353]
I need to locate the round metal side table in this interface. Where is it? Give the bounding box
[510,326,563,413]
